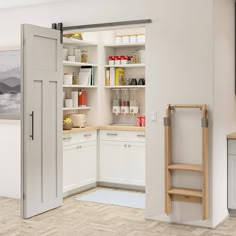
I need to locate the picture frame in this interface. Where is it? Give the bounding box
[0,48,20,120]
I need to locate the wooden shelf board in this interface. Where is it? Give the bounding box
[63,61,98,67]
[63,107,91,111]
[168,188,203,198]
[63,85,98,88]
[104,85,145,89]
[105,64,145,68]
[63,37,97,46]
[168,163,203,172]
[104,43,145,48]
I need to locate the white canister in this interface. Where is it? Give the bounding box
[122,35,130,44]
[68,56,76,62]
[63,48,68,61]
[71,91,78,107]
[130,35,137,44]
[138,50,145,63]
[112,106,121,115]
[65,99,73,108]
[63,74,73,85]
[115,35,122,44]
[74,49,81,62]
[137,34,145,43]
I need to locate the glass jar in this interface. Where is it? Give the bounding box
[81,49,88,63]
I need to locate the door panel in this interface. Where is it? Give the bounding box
[22,24,63,218]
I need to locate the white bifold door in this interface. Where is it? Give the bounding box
[21,24,63,218]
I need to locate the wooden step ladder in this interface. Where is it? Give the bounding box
[164,104,208,220]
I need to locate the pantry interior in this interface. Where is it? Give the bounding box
[61,26,146,207]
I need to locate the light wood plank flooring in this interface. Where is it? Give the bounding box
[0,188,235,236]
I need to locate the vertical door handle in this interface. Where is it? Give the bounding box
[30,111,34,140]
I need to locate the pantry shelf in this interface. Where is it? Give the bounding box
[104,86,145,89]
[104,43,145,48]
[63,37,97,46]
[63,85,98,88]
[63,107,91,111]
[105,64,145,68]
[168,163,203,172]
[168,187,203,198]
[63,61,98,67]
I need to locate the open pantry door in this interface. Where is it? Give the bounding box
[21,24,63,218]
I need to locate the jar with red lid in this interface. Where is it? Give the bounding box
[108,56,115,65]
[121,55,128,65]
[115,56,121,65]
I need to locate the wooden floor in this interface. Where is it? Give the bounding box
[0,188,236,236]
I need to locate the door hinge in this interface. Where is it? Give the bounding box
[23,193,26,200]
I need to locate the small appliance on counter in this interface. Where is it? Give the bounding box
[69,114,86,128]
[112,89,121,115]
[78,90,87,107]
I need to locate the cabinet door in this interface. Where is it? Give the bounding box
[79,141,97,186]
[228,154,236,209]
[99,141,126,184]
[63,145,80,192]
[126,142,145,186]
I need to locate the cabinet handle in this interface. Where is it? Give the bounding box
[63,136,72,140]
[77,145,82,149]
[137,134,145,137]
[84,133,92,137]
[124,144,127,148]
[107,133,118,136]
[30,111,34,140]
[128,144,131,148]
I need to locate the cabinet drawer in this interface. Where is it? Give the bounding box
[99,130,145,142]
[228,140,236,155]
[63,130,97,146]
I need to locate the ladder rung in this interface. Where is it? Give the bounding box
[168,163,203,172]
[168,187,203,198]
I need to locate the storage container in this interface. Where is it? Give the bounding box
[81,50,88,63]
[137,34,145,43]
[108,56,115,65]
[122,35,130,44]
[121,55,128,65]
[115,35,122,44]
[115,56,121,65]
[130,34,137,44]
[63,73,73,85]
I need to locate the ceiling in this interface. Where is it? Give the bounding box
[0,0,63,9]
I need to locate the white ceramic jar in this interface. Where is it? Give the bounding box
[115,35,122,44]
[122,35,130,44]
[65,99,73,108]
[130,35,137,44]
[137,34,145,43]
[63,73,73,85]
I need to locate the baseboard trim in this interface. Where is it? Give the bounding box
[97,181,145,192]
[63,183,97,198]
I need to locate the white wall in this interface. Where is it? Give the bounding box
[0,0,234,228]
[212,0,236,227]
[0,120,20,198]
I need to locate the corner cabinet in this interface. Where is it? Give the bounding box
[63,131,97,195]
[98,130,145,187]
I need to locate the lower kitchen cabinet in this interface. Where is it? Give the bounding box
[99,130,145,187]
[63,139,97,193]
[228,155,236,209]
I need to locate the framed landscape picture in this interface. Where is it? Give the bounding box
[0,49,20,120]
